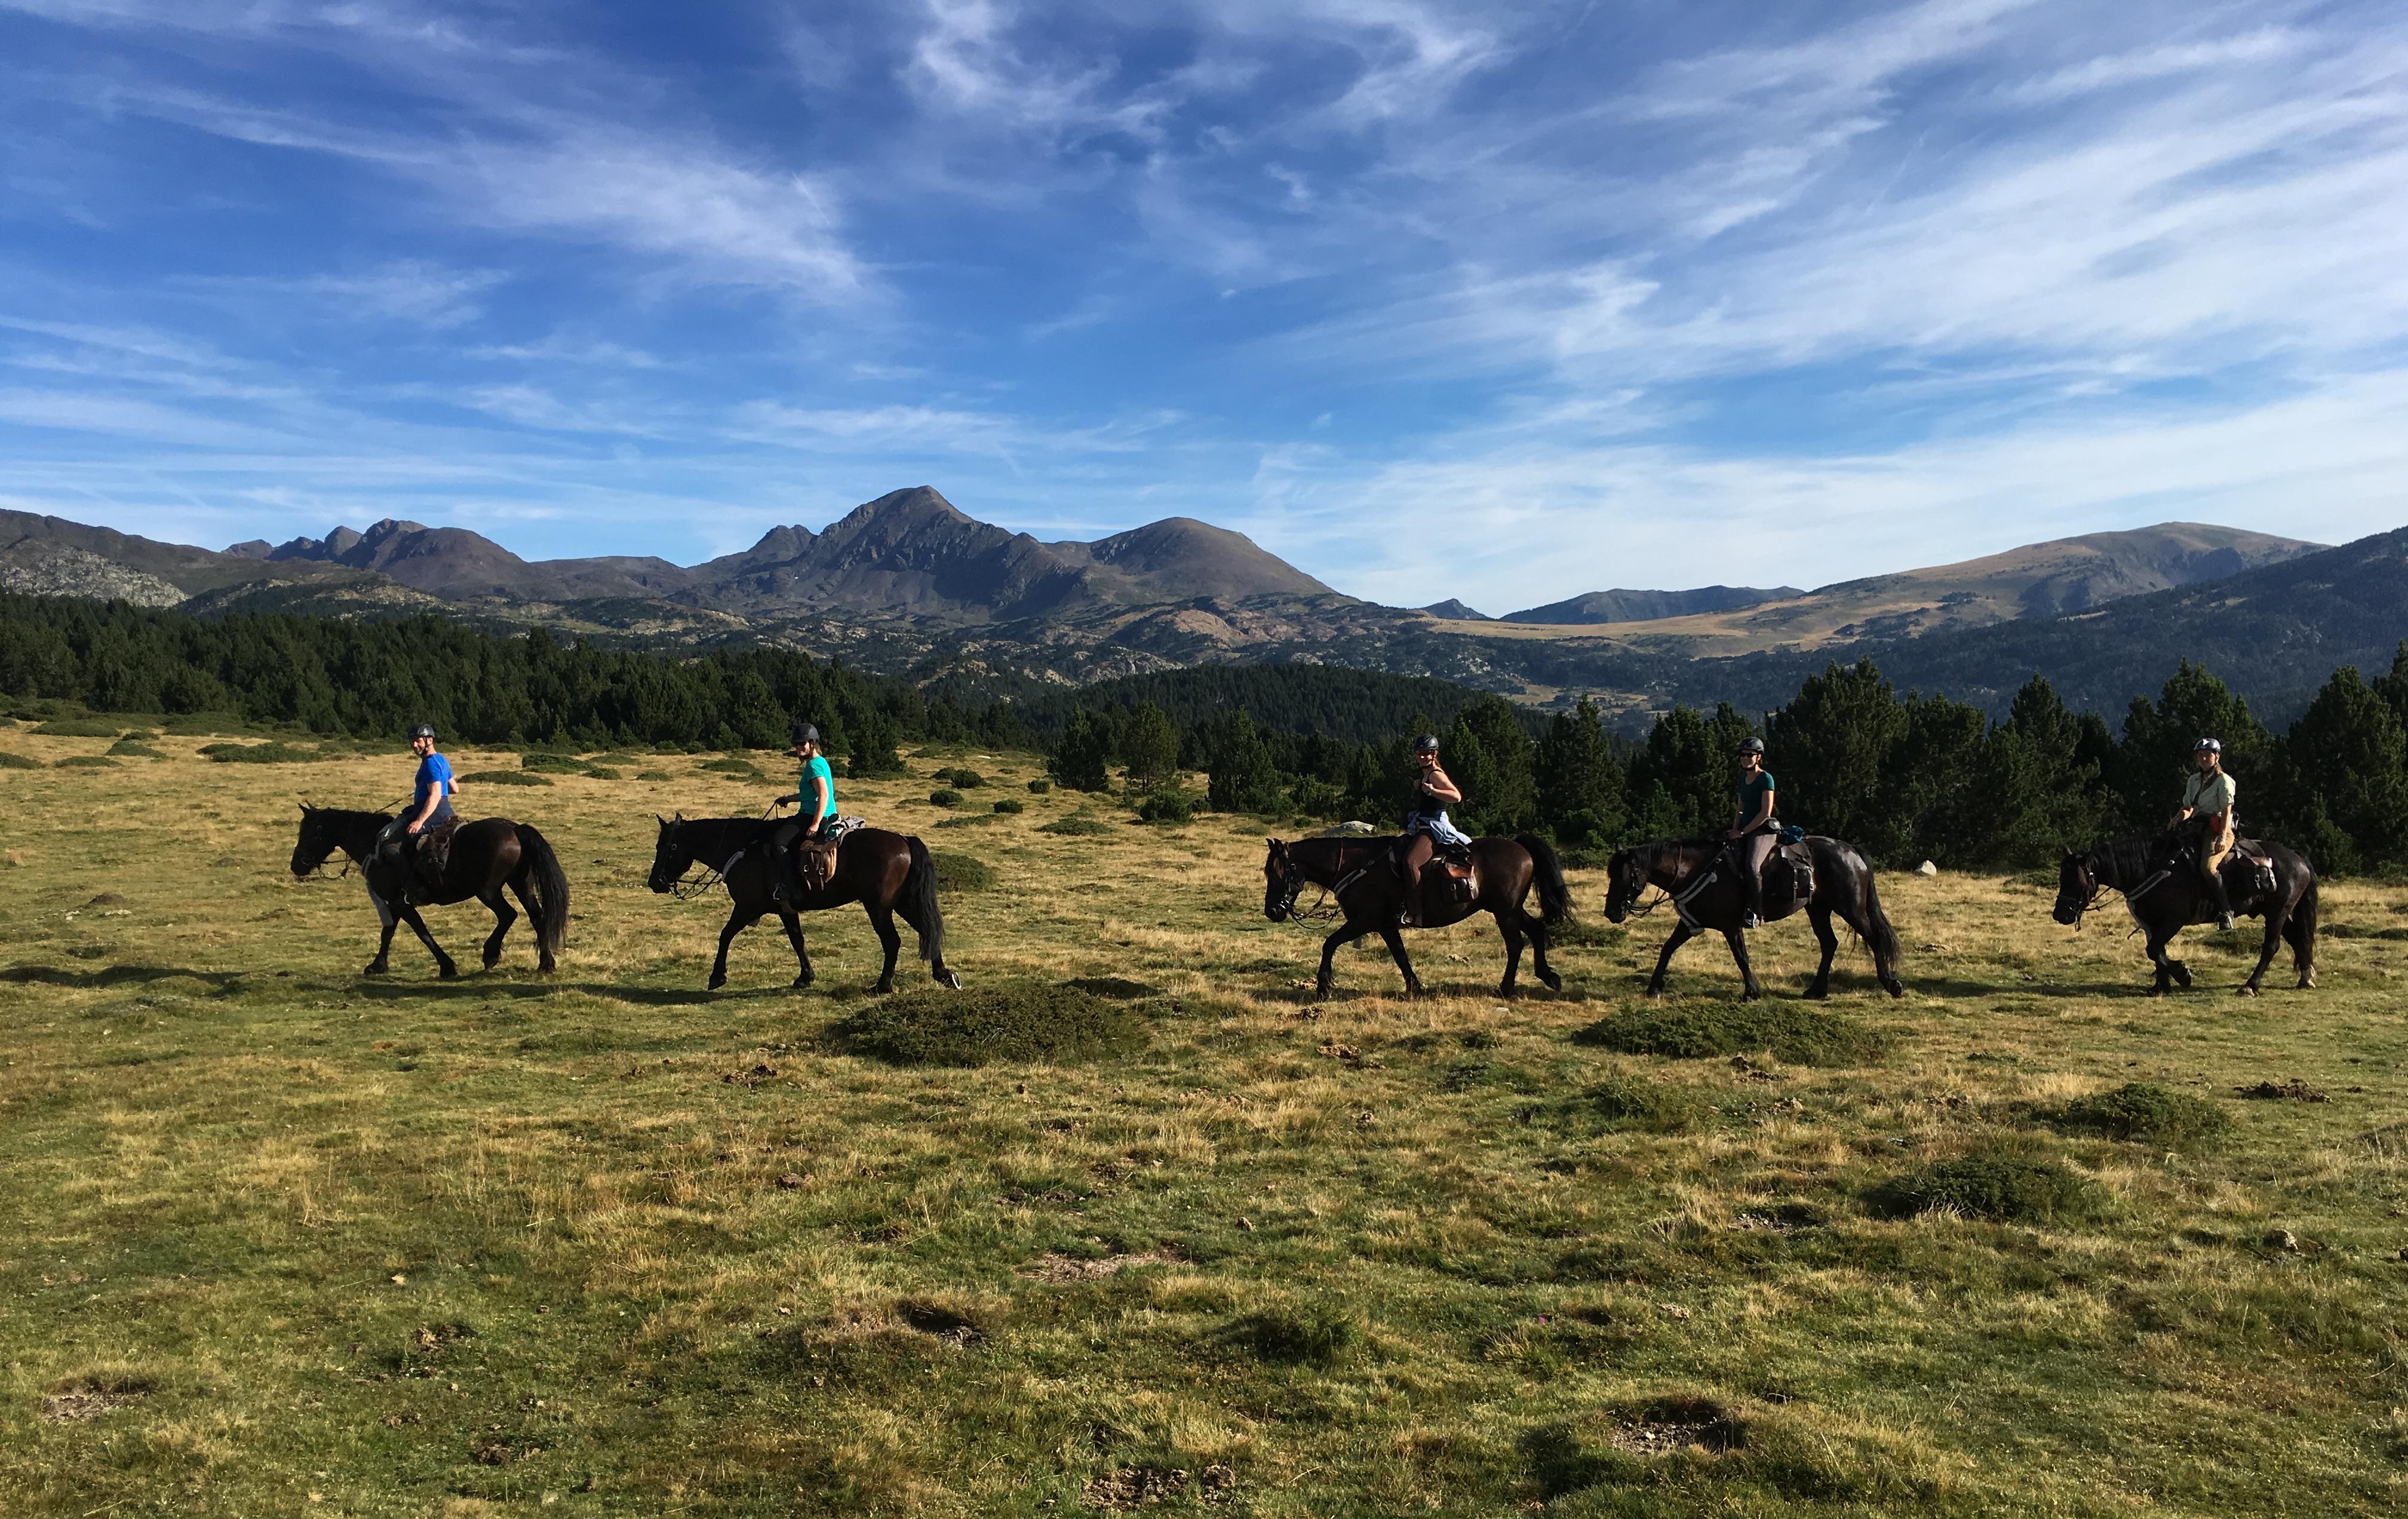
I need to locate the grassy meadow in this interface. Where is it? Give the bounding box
[1,717,2404,1516]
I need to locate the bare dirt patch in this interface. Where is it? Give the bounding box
[1018,1251,1172,1283]
[2235,1078,2327,1102]
[1607,1397,1746,1454]
[42,1376,153,1422]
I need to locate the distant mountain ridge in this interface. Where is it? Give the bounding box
[1501,585,1801,625]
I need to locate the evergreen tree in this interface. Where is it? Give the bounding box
[1766,659,1902,842]
[847,708,906,778]
[2269,666,2408,875]
[1629,702,1759,837]
[1536,696,1626,846]
[2111,661,2272,833]
[1979,674,2115,864]
[1050,708,1113,792]
[1206,710,1283,814]
[1875,692,1989,864]
[1455,695,1537,834]
[1119,702,1181,793]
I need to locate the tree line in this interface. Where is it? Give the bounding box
[7,591,2405,875]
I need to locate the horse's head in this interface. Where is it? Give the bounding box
[1263,837,1303,922]
[2053,847,2099,926]
[1602,846,1645,924]
[649,814,695,894]
[290,803,341,880]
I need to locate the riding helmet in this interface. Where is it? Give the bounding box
[406,722,437,741]
[1412,733,1440,754]
[2194,737,2222,754]
[1737,737,1767,756]
[790,722,821,747]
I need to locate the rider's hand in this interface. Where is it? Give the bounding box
[406,820,423,835]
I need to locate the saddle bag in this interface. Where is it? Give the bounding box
[1421,857,1478,905]
[1771,840,1814,909]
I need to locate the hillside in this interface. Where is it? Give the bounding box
[1500,584,1799,625]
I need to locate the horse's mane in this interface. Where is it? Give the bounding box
[668,815,776,869]
[2088,835,2158,888]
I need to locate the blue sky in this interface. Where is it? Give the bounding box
[3,0,2404,613]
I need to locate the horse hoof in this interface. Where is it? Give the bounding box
[1495,985,1518,1001]
[2297,975,2315,990]
[437,966,459,981]
[1803,985,1829,1001]
[707,975,727,992]
[1884,981,1905,1000]
[938,971,962,990]
[2235,985,2259,998]
[873,980,896,995]
[791,976,813,990]
[362,964,388,977]
[1540,971,1562,993]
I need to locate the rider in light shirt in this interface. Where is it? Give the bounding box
[2173,737,2238,931]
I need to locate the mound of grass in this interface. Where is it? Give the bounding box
[1039,814,1111,837]
[930,851,995,892]
[1027,777,1052,794]
[0,751,41,770]
[32,719,124,738]
[827,981,1145,1067]
[947,769,986,789]
[1577,1073,1703,1132]
[993,798,1024,814]
[929,788,963,808]
[590,752,640,766]
[1574,1004,1885,1066]
[1219,1307,1356,1368]
[53,755,119,768]
[520,753,592,775]
[201,742,323,763]
[1870,1153,2099,1223]
[585,765,621,780]
[1065,976,1162,1000]
[1135,791,1196,823]
[460,769,552,787]
[699,757,762,776]
[636,769,672,781]
[106,738,167,759]
[2044,1082,2229,1147]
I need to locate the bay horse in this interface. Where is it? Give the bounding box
[2053,834,2317,996]
[289,806,568,978]
[1262,833,1570,999]
[648,815,959,993]
[1602,836,1903,1001]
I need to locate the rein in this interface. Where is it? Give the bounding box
[1273,845,1375,928]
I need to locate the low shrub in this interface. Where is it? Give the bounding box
[1136,791,1196,824]
[460,769,552,787]
[929,788,963,808]
[1574,1004,1885,1067]
[637,769,672,781]
[1869,1153,2099,1223]
[930,851,995,892]
[699,757,761,776]
[2042,1082,2229,1147]
[202,742,324,763]
[32,719,124,738]
[520,753,591,775]
[54,755,118,768]
[1027,778,1052,794]
[1577,1073,1702,1132]
[106,739,167,759]
[935,814,996,829]
[1039,815,1111,837]
[993,798,1024,814]
[947,769,986,789]
[0,751,41,770]
[827,981,1145,1067]
[585,766,621,780]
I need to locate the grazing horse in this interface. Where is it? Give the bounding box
[289,806,568,978]
[1262,833,1570,999]
[648,815,959,993]
[2053,836,2317,996]
[1602,836,1903,1001]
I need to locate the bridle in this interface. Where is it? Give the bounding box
[654,821,727,901]
[1267,846,1351,926]
[1612,846,1686,920]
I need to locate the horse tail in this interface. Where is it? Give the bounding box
[2289,870,2318,962]
[1859,852,1903,970]
[1516,834,1572,923]
[514,823,570,964]
[899,835,947,967]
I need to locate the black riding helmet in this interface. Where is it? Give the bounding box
[1413,734,1440,754]
[790,722,821,747]
[406,722,437,742]
[1737,737,1765,756]
[2194,737,2222,754]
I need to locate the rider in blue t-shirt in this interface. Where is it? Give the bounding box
[380,721,459,895]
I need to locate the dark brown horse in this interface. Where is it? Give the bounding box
[648,815,958,993]
[2053,834,2317,996]
[289,806,569,978]
[1263,833,1570,999]
[1602,836,1903,1000]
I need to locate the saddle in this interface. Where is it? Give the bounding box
[1765,838,1815,912]
[1419,854,1478,907]
[794,816,864,893]
[401,821,457,903]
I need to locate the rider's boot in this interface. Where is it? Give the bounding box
[2210,867,2236,931]
[767,842,795,903]
[1740,858,1764,932]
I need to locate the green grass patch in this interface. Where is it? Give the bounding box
[1038,814,1111,836]
[30,718,124,737]
[460,769,552,787]
[1869,1153,2100,1223]
[993,797,1024,814]
[636,769,672,781]
[827,981,1146,1067]
[106,738,167,759]
[0,751,40,770]
[520,752,594,775]
[930,851,995,892]
[2042,1082,2231,1147]
[699,757,763,776]
[201,741,324,763]
[1574,1073,1703,1132]
[1218,1306,1356,1367]
[52,755,118,768]
[929,787,964,808]
[1574,1004,1885,1066]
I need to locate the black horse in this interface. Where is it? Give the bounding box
[290,806,569,978]
[1263,833,1570,999]
[2053,834,2317,996]
[648,815,958,993]
[1602,835,1904,1000]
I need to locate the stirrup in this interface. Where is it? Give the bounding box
[1742,911,1761,931]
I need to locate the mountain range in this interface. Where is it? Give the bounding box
[3,490,2394,728]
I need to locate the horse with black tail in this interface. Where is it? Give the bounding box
[1263,833,1570,999]
[1602,835,1903,1001]
[2053,834,2316,996]
[648,815,959,993]
[289,806,569,977]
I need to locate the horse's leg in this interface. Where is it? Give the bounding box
[1317,919,1373,1000]
[777,909,814,989]
[866,903,904,994]
[397,904,457,980]
[2143,928,2177,995]
[1377,923,1426,998]
[1805,906,1838,999]
[505,866,549,974]
[1518,904,1562,993]
[1645,923,1694,998]
[1723,927,1763,1001]
[478,888,516,971]
[1494,910,1525,1000]
[710,905,759,992]
[2286,893,2316,989]
[363,886,399,976]
[2237,901,2285,997]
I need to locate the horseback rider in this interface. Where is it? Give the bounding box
[766,722,838,901]
[1395,732,1470,926]
[379,721,457,901]
[1726,737,1777,931]
[2172,737,2238,931]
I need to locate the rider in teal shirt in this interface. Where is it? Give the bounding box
[767,722,837,900]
